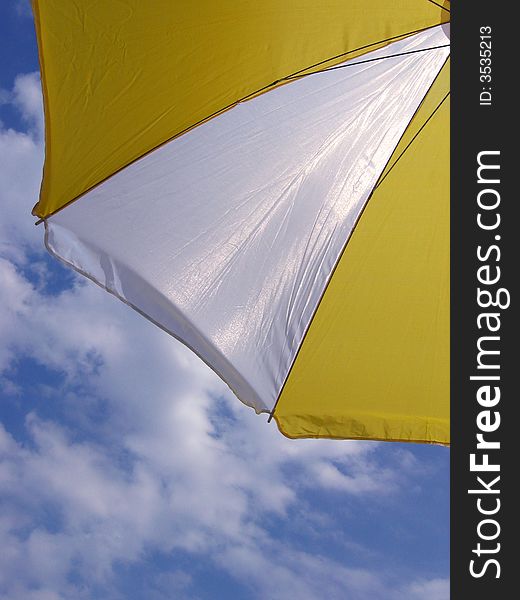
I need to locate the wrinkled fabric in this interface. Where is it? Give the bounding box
[46,28,449,413]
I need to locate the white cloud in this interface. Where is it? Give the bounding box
[404,577,450,600]
[0,72,448,599]
[11,73,44,132]
[0,73,44,260]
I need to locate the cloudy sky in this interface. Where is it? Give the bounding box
[0,2,449,599]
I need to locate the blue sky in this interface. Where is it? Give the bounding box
[0,2,449,599]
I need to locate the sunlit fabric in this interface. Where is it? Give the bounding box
[33,2,450,444]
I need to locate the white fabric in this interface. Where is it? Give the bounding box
[46,27,449,413]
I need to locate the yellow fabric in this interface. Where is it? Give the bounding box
[275,62,450,444]
[32,0,448,218]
